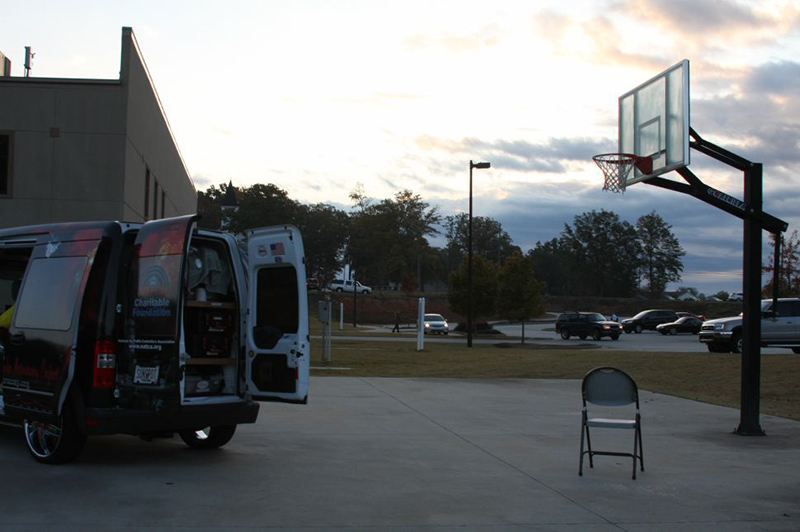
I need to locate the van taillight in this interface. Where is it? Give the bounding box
[93,340,117,389]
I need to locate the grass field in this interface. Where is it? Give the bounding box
[310,334,800,421]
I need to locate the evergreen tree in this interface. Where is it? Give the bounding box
[447,255,499,329]
[497,251,544,343]
[636,211,685,298]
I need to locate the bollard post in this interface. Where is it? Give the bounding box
[417,297,425,351]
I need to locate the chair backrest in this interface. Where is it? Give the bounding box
[582,367,638,407]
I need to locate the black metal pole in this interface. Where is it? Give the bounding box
[737,162,764,435]
[468,161,474,348]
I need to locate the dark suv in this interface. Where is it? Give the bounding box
[555,312,621,341]
[621,309,679,333]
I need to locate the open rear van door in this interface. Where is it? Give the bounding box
[117,216,196,411]
[245,226,309,403]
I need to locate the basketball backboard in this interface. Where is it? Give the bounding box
[619,59,690,186]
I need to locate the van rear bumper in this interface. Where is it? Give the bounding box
[83,400,260,436]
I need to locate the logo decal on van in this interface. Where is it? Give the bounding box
[45,238,60,258]
[141,265,170,291]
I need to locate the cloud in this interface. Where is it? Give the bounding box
[745,61,800,96]
[620,0,799,46]
[415,135,610,173]
[406,25,503,53]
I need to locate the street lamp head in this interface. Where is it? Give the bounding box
[471,161,491,169]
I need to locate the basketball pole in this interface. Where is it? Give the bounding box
[644,130,787,435]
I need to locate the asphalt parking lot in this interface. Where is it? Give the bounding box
[1,377,799,531]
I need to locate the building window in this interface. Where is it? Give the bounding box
[144,168,150,220]
[153,180,159,220]
[161,190,166,218]
[0,134,11,196]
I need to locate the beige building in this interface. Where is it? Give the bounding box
[0,27,196,229]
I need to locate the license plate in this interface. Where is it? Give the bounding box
[134,365,160,385]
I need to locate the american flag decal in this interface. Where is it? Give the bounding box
[270,242,285,256]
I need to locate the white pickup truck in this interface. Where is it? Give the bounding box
[328,279,372,294]
[699,298,800,353]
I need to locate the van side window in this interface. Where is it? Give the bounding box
[255,266,298,335]
[15,257,88,330]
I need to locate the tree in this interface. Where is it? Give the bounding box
[714,291,730,301]
[763,230,800,297]
[223,183,300,235]
[527,238,570,295]
[636,211,685,298]
[196,183,228,230]
[297,203,350,284]
[347,189,440,289]
[559,210,641,297]
[447,255,499,328]
[444,213,519,271]
[497,251,544,343]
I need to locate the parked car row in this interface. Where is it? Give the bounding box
[556,309,707,342]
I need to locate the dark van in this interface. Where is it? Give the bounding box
[0,215,309,464]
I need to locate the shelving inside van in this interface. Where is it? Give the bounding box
[181,236,240,401]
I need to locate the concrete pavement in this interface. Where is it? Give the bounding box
[1,377,799,530]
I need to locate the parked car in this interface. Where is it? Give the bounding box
[423,313,449,335]
[555,312,621,341]
[0,216,310,464]
[728,292,744,302]
[621,309,679,334]
[677,311,706,321]
[699,298,800,353]
[656,316,704,335]
[329,279,371,294]
[306,277,320,290]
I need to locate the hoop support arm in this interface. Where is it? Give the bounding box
[689,128,752,171]
[645,167,788,234]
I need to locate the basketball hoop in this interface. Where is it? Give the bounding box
[593,153,652,194]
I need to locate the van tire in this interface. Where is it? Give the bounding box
[179,425,237,450]
[24,403,87,465]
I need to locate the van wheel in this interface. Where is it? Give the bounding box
[669,327,677,335]
[592,329,601,341]
[560,329,570,340]
[793,347,800,354]
[179,425,236,450]
[24,403,86,464]
[634,324,643,334]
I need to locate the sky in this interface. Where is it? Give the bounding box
[3,0,800,296]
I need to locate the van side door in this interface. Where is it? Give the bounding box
[2,228,106,422]
[245,225,309,404]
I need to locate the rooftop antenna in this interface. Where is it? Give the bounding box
[24,46,34,77]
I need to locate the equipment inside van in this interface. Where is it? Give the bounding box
[0,215,309,464]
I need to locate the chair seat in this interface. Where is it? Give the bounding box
[586,417,637,429]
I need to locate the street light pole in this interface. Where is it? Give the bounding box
[468,160,490,348]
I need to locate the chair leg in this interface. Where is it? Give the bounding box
[631,428,638,480]
[637,423,645,471]
[585,426,593,468]
[579,422,585,476]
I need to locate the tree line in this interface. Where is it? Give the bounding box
[197,182,686,299]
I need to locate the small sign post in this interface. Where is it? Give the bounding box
[318,295,332,362]
[416,297,425,351]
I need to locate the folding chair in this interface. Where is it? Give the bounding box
[579,367,644,479]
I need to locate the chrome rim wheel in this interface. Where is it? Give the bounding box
[24,419,63,459]
[191,427,212,441]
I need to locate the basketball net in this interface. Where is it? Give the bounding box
[593,153,640,194]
